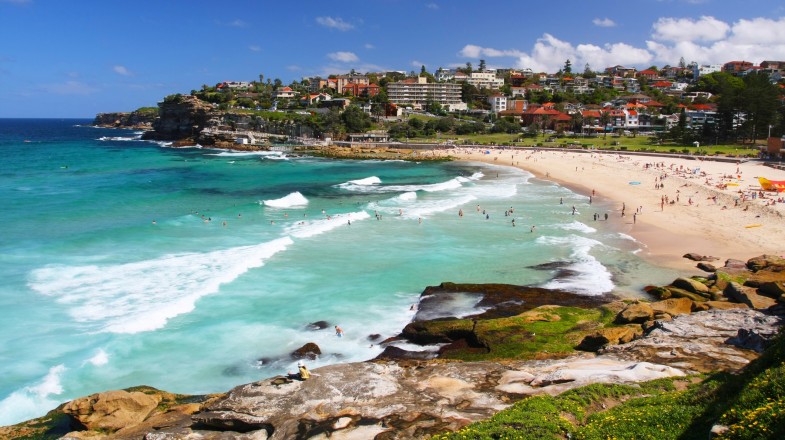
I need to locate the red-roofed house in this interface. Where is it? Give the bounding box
[638,69,658,80]
[272,86,296,99]
[650,80,673,90]
[342,83,380,98]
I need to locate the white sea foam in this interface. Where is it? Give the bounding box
[617,233,638,242]
[344,176,382,186]
[415,292,488,320]
[337,175,478,194]
[97,135,142,142]
[262,192,309,208]
[535,235,614,295]
[555,221,597,234]
[208,151,284,158]
[0,365,66,426]
[285,211,371,238]
[28,237,294,334]
[396,191,418,201]
[84,349,109,367]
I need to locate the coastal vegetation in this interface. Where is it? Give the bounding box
[432,329,785,439]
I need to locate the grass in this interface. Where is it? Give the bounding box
[431,330,785,439]
[430,305,618,362]
[405,132,761,157]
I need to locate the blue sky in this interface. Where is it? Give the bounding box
[1,0,784,118]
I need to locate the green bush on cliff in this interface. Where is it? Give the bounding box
[432,331,785,439]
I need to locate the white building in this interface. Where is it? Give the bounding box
[466,71,505,89]
[488,94,507,114]
[693,64,723,78]
[387,76,467,111]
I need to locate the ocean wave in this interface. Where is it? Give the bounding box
[336,176,382,187]
[97,135,142,142]
[285,211,371,238]
[554,221,597,234]
[370,194,477,219]
[0,365,66,427]
[28,237,294,334]
[535,235,614,295]
[262,192,309,208]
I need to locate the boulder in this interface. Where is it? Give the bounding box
[615,303,654,324]
[746,254,785,272]
[671,277,710,295]
[724,282,777,309]
[61,390,161,432]
[724,259,748,270]
[306,321,330,331]
[726,328,770,353]
[683,253,717,262]
[651,298,694,317]
[577,326,642,352]
[291,342,321,360]
[705,301,749,311]
[665,286,707,302]
[646,286,672,300]
[192,411,273,434]
[697,262,717,273]
[758,282,785,299]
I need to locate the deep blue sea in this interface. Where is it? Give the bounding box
[0,119,679,425]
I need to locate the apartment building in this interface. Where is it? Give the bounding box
[387,76,467,111]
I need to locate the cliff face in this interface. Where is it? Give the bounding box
[141,95,214,142]
[93,111,156,129]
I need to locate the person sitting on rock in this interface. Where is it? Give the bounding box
[288,361,311,381]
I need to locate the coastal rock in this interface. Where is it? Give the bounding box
[93,110,156,129]
[672,277,710,295]
[705,301,748,310]
[306,321,330,331]
[615,302,654,324]
[724,282,777,309]
[726,328,771,353]
[758,282,785,299]
[291,342,321,360]
[602,309,782,372]
[746,254,785,272]
[683,253,717,262]
[191,411,273,434]
[664,286,707,302]
[697,262,717,273]
[724,259,748,270]
[61,390,161,431]
[577,326,642,352]
[142,95,213,141]
[651,298,695,317]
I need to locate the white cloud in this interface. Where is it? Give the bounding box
[39,81,98,95]
[458,44,524,59]
[287,65,301,71]
[647,16,785,65]
[651,16,729,42]
[249,45,261,52]
[228,19,247,28]
[593,18,616,28]
[411,60,426,68]
[316,16,354,31]
[112,65,132,76]
[327,51,359,62]
[426,3,439,9]
[364,43,375,49]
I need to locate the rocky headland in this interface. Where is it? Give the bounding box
[93,110,157,130]
[3,254,784,439]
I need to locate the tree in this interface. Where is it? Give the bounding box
[599,111,611,139]
[679,57,686,69]
[464,62,473,75]
[341,105,372,132]
[564,59,572,75]
[420,65,427,75]
[479,59,486,72]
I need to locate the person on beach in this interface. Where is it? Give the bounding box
[530,225,536,233]
[335,325,344,337]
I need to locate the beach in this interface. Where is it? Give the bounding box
[445,147,785,270]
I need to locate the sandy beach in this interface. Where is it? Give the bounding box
[438,147,785,270]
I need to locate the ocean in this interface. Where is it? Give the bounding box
[0,119,679,425]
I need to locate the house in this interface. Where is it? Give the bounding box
[435,68,456,82]
[335,74,369,94]
[638,69,658,81]
[301,93,332,106]
[605,65,637,78]
[455,70,504,89]
[272,86,296,99]
[723,61,754,76]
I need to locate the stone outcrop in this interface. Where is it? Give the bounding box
[615,302,654,324]
[93,111,156,129]
[142,95,214,142]
[61,390,161,431]
[724,282,777,309]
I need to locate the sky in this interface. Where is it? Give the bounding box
[1,0,784,118]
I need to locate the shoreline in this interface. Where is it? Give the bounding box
[442,147,785,271]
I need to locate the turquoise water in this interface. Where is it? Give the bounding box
[0,119,679,425]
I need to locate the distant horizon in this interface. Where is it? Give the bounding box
[2,0,784,118]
